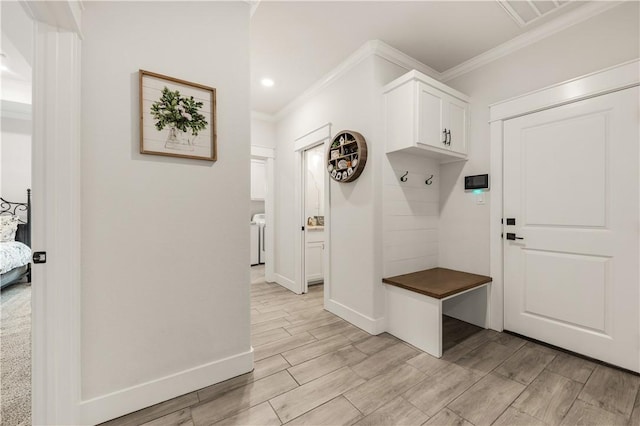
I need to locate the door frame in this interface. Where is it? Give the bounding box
[488,59,640,332]
[294,123,332,296]
[250,146,275,281]
[22,1,83,424]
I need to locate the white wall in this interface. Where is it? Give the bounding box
[251,114,276,149]
[1,116,31,204]
[274,55,408,331]
[439,2,640,276]
[81,1,251,420]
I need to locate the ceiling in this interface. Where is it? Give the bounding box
[250,0,590,115]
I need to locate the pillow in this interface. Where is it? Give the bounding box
[0,215,20,242]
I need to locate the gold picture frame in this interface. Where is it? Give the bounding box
[139,70,217,161]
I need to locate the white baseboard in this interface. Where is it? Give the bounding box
[80,348,254,425]
[274,273,299,294]
[326,299,386,335]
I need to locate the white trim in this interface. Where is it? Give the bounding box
[441,1,624,82]
[23,0,84,36]
[325,299,385,335]
[489,59,640,122]
[251,145,275,159]
[382,69,470,102]
[79,349,254,425]
[264,157,276,283]
[275,40,438,122]
[31,19,82,424]
[294,123,332,152]
[369,40,440,80]
[273,273,297,294]
[264,2,624,120]
[488,59,638,336]
[489,121,504,332]
[294,124,332,296]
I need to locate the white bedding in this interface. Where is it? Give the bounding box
[1,241,31,274]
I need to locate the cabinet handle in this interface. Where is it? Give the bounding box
[442,129,448,144]
[446,129,451,145]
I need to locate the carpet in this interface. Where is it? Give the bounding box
[1,282,31,426]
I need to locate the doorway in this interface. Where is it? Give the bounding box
[293,123,331,298]
[1,3,34,424]
[302,144,326,294]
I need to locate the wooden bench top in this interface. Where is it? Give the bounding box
[382,267,492,299]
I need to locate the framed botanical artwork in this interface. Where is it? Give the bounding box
[139,70,217,161]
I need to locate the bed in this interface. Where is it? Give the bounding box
[1,190,31,289]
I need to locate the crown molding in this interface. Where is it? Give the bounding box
[440,0,624,82]
[274,40,376,121]
[369,40,441,80]
[274,40,438,121]
[265,1,624,121]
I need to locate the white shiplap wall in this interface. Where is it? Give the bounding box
[383,152,440,277]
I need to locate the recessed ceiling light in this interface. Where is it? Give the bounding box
[261,78,274,88]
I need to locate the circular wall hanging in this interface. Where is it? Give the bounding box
[327,130,367,183]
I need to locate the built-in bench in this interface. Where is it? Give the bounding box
[383,267,492,358]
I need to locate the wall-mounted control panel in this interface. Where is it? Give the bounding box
[464,174,489,191]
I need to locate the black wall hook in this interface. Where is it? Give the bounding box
[425,175,434,185]
[400,171,408,182]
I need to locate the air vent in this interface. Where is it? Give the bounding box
[497,0,570,27]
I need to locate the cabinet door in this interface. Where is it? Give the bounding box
[446,96,468,155]
[305,241,324,283]
[416,83,446,149]
[250,159,266,200]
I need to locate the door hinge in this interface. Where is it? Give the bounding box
[33,251,47,264]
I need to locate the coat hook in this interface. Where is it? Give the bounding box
[400,171,408,182]
[425,175,434,185]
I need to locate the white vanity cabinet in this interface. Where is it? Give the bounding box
[384,70,470,162]
[305,228,324,284]
[251,159,266,200]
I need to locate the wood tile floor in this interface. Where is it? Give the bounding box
[104,268,640,426]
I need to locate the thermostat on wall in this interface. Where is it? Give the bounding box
[465,174,489,191]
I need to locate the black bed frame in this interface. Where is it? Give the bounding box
[1,189,31,288]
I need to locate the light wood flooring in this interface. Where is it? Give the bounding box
[104,267,640,426]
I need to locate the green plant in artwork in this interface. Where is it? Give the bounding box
[150,87,208,137]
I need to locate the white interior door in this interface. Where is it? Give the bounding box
[503,87,639,372]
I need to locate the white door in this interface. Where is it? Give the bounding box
[504,87,639,372]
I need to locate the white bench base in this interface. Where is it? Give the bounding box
[385,282,490,358]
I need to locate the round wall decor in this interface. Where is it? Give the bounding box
[327,130,367,183]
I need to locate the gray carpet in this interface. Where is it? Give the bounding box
[1,282,31,426]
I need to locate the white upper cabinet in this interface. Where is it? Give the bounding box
[384,70,469,162]
[251,159,266,200]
